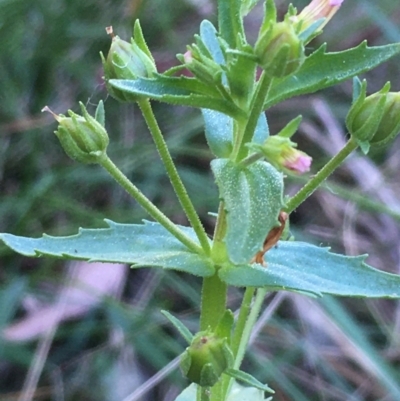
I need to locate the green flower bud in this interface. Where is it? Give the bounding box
[255,21,305,78]
[43,101,109,164]
[178,44,224,87]
[346,82,400,151]
[101,23,156,103]
[180,330,233,387]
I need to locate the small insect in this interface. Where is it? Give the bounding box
[251,211,288,266]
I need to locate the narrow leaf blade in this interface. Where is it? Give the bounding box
[219,241,400,298]
[225,368,274,393]
[110,78,244,118]
[218,0,244,47]
[0,220,214,277]
[265,42,400,108]
[161,310,193,344]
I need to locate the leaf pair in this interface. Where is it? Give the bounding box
[3,221,400,298]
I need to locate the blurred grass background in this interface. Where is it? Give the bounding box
[1,0,400,400]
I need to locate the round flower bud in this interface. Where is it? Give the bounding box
[43,101,109,164]
[180,330,233,387]
[346,83,400,150]
[255,21,305,78]
[102,24,156,103]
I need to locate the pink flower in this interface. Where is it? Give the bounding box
[255,135,312,175]
[292,0,344,31]
[282,150,312,174]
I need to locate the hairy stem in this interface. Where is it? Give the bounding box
[138,99,211,255]
[285,137,358,214]
[99,154,203,254]
[233,72,272,162]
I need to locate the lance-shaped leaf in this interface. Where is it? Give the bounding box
[211,159,284,264]
[200,20,226,69]
[218,0,244,48]
[0,220,214,277]
[219,241,400,298]
[265,42,400,109]
[110,75,245,119]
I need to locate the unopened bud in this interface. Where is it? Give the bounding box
[43,101,109,164]
[178,44,223,87]
[101,22,156,102]
[180,330,233,387]
[255,21,305,78]
[346,83,400,150]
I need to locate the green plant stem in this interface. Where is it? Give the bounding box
[200,202,229,331]
[220,287,256,399]
[239,151,264,167]
[285,137,359,214]
[231,288,256,358]
[138,99,211,255]
[233,287,267,369]
[99,154,203,254]
[224,288,268,399]
[233,72,272,161]
[200,274,227,331]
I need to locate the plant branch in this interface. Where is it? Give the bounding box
[138,99,211,255]
[285,137,359,214]
[233,72,272,161]
[99,154,203,254]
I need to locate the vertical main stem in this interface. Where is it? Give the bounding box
[200,202,228,331]
[138,99,211,255]
[200,274,228,331]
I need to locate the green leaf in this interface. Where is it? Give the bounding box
[202,109,233,157]
[211,159,284,264]
[253,112,269,144]
[265,42,400,109]
[173,380,270,401]
[225,368,274,393]
[218,0,244,48]
[200,20,226,67]
[174,384,197,401]
[219,241,400,298]
[94,100,105,126]
[110,76,245,118]
[215,309,234,342]
[241,0,261,16]
[161,310,193,344]
[0,220,214,277]
[226,381,268,401]
[202,111,268,158]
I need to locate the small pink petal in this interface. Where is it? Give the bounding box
[330,0,343,6]
[284,154,312,174]
[183,50,193,64]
